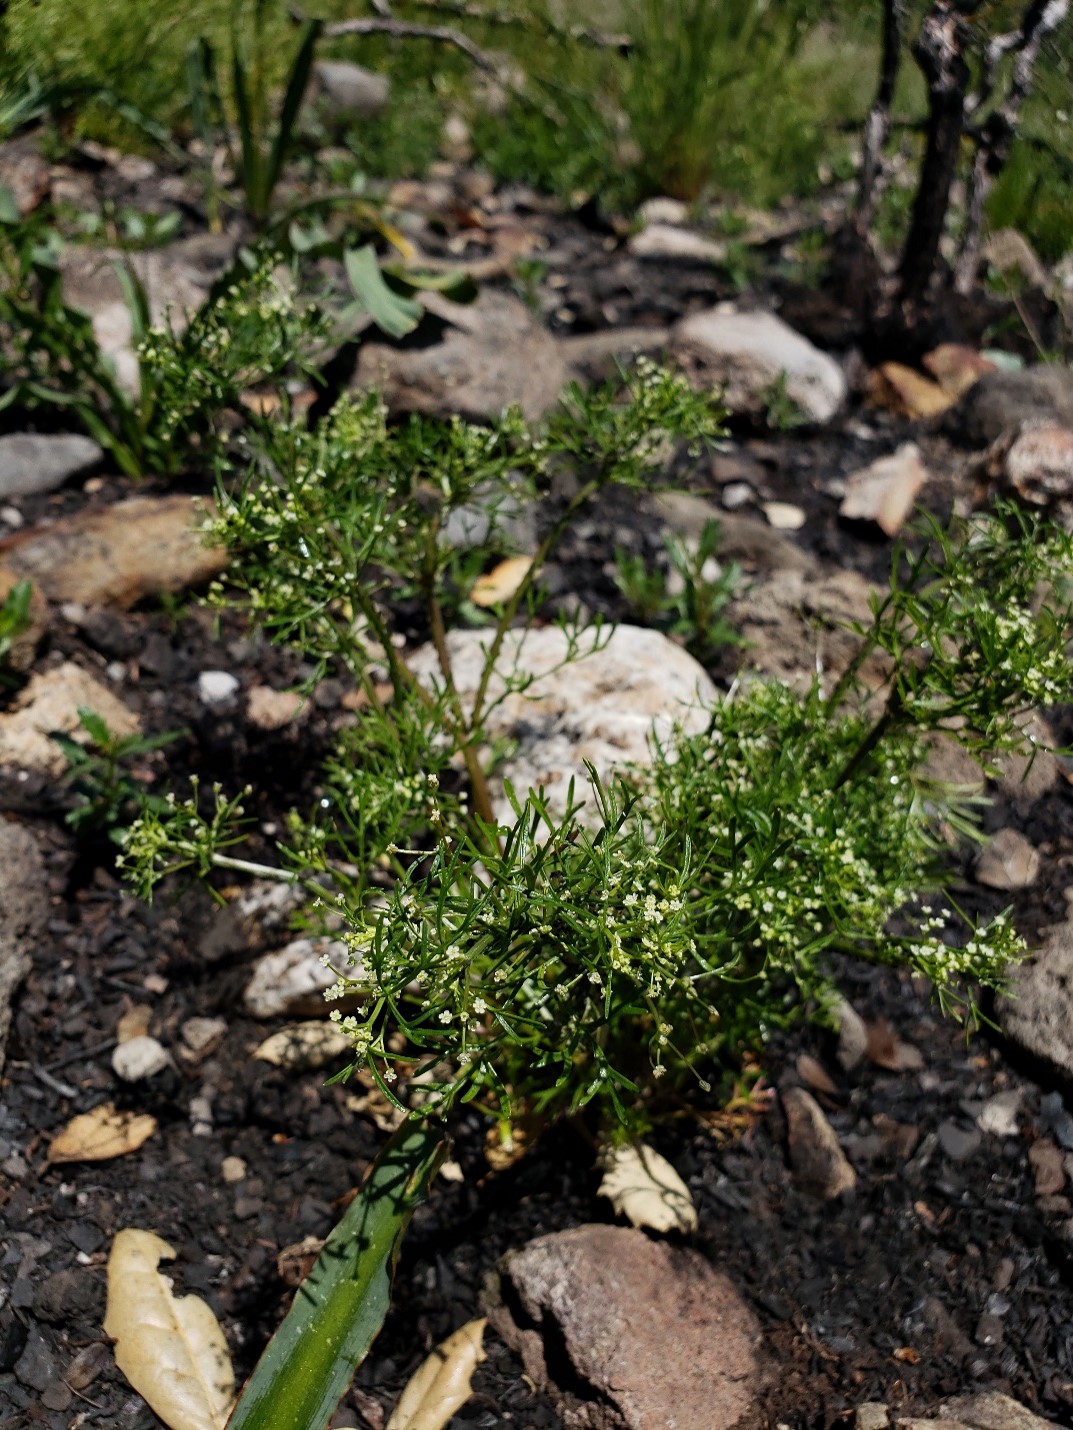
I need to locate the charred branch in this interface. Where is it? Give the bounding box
[856,0,908,231]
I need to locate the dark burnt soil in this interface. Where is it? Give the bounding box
[2,165,1073,1429]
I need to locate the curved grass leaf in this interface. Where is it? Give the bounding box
[226,1119,447,1430]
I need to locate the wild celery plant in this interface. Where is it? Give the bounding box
[0,223,328,476]
[122,364,1071,1128]
[118,380,1073,1430]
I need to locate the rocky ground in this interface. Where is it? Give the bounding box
[2,122,1073,1430]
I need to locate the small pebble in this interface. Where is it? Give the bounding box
[198,670,241,705]
[937,1120,982,1162]
[181,1016,227,1054]
[1,505,24,528]
[111,1035,171,1083]
[221,1156,247,1184]
[763,501,806,531]
[721,482,753,510]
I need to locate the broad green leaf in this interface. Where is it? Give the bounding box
[344,246,424,339]
[226,1120,446,1430]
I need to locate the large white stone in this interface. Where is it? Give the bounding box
[408,623,717,825]
[673,307,846,424]
[244,936,352,1019]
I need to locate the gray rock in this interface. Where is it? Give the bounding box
[14,1329,58,1393]
[560,326,671,384]
[0,820,48,1074]
[974,827,1040,891]
[651,493,816,576]
[629,224,726,263]
[999,912,1073,1080]
[672,308,847,425]
[408,624,716,826]
[488,1224,767,1430]
[355,289,569,422]
[112,1035,172,1082]
[835,996,869,1072]
[949,367,1073,446]
[312,59,390,118]
[244,936,354,1019]
[939,1393,1058,1430]
[0,433,102,499]
[198,670,241,705]
[439,480,536,552]
[782,1086,857,1198]
[937,1120,982,1162]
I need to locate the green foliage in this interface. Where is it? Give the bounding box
[52,708,184,837]
[0,224,327,477]
[0,579,33,688]
[614,517,741,662]
[120,347,1072,1132]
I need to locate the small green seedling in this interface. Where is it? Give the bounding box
[52,708,184,838]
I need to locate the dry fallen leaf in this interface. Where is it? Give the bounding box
[386,1319,487,1430]
[921,343,996,397]
[598,1141,698,1234]
[470,555,533,608]
[104,1230,235,1430]
[276,1235,325,1289]
[48,1103,157,1164]
[253,1020,352,1071]
[867,361,955,419]
[116,1004,154,1044]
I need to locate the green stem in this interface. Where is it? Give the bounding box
[831,687,903,791]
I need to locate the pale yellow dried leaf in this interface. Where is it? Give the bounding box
[104,1230,235,1430]
[470,556,533,608]
[598,1141,698,1233]
[116,1004,154,1043]
[386,1319,487,1430]
[253,1020,351,1071]
[48,1103,157,1164]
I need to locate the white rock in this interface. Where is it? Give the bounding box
[672,308,846,425]
[976,1089,1022,1138]
[763,501,806,531]
[408,624,717,826]
[835,996,869,1072]
[254,1020,352,1071]
[839,443,929,537]
[221,1156,247,1184]
[244,936,354,1019]
[198,670,240,705]
[638,197,689,226]
[111,1035,171,1083]
[629,224,726,263]
[999,910,1073,1080]
[0,663,140,775]
[721,482,753,510]
[0,433,102,499]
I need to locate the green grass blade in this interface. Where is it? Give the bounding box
[344,245,424,338]
[226,1119,446,1430]
[266,19,322,205]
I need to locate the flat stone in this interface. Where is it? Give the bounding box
[355,289,569,423]
[652,493,817,576]
[1003,424,1073,506]
[244,936,354,1019]
[0,433,102,499]
[0,820,48,1074]
[995,712,1059,805]
[2,495,227,608]
[629,224,726,263]
[974,828,1040,890]
[857,1405,890,1430]
[311,59,390,117]
[560,326,671,384]
[999,911,1073,1080]
[672,308,846,425]
[763,501,806,531]
[949,367,1073,446]
[782,1087,856,1198]
[0,662,140,775]
[637,197,689,226]
[839,443,929,537]
[940,1393,1058,1430]
[489,1224,766,1430]
[408,624,716,826]
[181,1016,228,1054]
